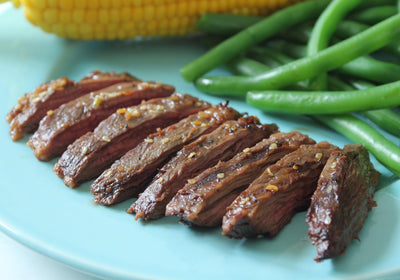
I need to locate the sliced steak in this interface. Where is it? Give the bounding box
[166,131,316,227]
[91,104,240,205]
[7,70,138,141]
[129,116,279,221]
[306,144,380,262]
[54,93,210,188]
[222,141,340,239]
[27,81,174,161]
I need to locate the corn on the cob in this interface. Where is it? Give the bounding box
[3,0,306,40]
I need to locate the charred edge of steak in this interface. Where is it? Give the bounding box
[53,93,211,188]
[7,71,139,141]
[165,131,316,227]
[128,116,279,221]
[306,143,380,262]
[222,141,340,239]
[27,81,174,161]
[91,104,241,206]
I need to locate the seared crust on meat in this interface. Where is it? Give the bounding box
[129,116,278,221]
[27,81,174,161]
[166,131,315,227]
[91,104,240,205]
[54,93,210,188]
[306,144,380,262]
[7,70,138,141]
[222,142,340,239]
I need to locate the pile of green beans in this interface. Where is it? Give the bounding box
[180,0,400,177]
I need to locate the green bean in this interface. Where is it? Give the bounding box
[349,6,398,24]
[195,14,400,96]
[245,80,400,114]
[315,114,400,177]
[225,56,270,76]
[198,12,400,58]
[266,40,400,84]
[307,0,363,90]
[246,46,352,91]
[358,0,396,9]
[345,79,400,137]
[224,55,308,91]
[363,109,400,137]
[339,56,400,83]
[180,0,331,82]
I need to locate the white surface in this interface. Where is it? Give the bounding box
[0,231,101,280]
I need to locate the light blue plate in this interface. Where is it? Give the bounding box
[1,4,400,280]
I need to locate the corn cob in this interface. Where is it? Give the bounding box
[2,0,307,40]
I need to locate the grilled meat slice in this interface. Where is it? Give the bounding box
[27,81,174,161]
[54,93,210,188]
[129,116,279,221]
[222,141,339,239]
[7,70,138,141]
[166,131,316,227]
[306,144,380,262]
[91,104,240,205]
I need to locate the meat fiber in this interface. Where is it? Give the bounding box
[91,104,240,205]
[7,70,138,141]
[166,131,316,227]
[28,81,174,161]
[129,116,278,220]
[306,144,380,262]
[54,93,210,188]
[222,142,340,239]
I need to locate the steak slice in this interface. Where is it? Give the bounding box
[91,104,240,205]
[54,93,210,188]
[222,141,340,239]
[306,144,380,262]
[27,81,174,161]
[129,116,279,221]
[166,131,316,227]
[7,70,138,141]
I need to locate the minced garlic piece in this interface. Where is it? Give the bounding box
[243,148,250,153]
[154,105,165,112]
[324,216,332,225]
[46,109,54,116]
[315,152,323,160]
[31,96,42,103]
[158,177,164,183]
[195,101,204,107]
[187,179,196,184]
[161,138,170,144]
[198,111,211,120]
[137,82,150,90]
[267,167,274,176]
[188,152,197,159]
[292,164,299,170]
[269,143,278,150]
[102,136,111,142]
[240,197,250,205]
[125,108,140,119]
[193,120,202,126]
[144,138,154,143]
[103,169,113,177]
[266,185,279,192]
[81,146,89,156]
[201,122,210,127]
[331,161,337,168]
[92,95,103,108]
[217,173,225,179]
